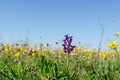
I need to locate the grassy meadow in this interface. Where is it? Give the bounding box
[0,33,120,80]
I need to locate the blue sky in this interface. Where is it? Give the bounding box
[0,0,120,49]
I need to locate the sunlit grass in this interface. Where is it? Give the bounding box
[0,33,120,79]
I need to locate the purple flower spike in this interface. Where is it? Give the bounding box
[62,34,75,54]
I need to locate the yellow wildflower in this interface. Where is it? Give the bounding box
[32,53,35,56]
[107,57,111,61]
[108,40,118,49]
[60,49,64,54]
[4,48,8,52]
[114,32,119,37]
[74,47,80,53]
[20,47,24,52]
[58,55,61,58]
[4,44,11,51]
[14,52,20,57]
[32,48,35,53]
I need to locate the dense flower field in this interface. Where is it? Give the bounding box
[0,33,120,80]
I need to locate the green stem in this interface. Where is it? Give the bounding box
[66,53,70,69]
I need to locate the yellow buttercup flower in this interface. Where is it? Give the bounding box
[14,52,20,57]
[20,47,24,52]
[108,40,118,49]
[31,48,35,53]
[4,44,11,51]
[114,32,119,37]
[32,53,35,56]
[60,49,64,54]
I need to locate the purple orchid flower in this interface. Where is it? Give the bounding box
[62,34,75,54]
